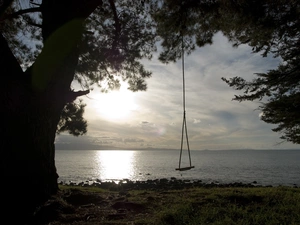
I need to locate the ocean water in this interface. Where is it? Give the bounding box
[55,149,300,186]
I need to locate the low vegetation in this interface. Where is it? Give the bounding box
[32,184,300,225]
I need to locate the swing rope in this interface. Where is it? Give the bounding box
[176,33,194,171]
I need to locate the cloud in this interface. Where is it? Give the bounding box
[123,138,144,143]
[60,32,298,150]
[193,119,201,124]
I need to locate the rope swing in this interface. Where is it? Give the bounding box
[175,33,194,171]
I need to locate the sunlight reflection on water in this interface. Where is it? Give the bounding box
[94,150,136,181]
[56,149,300,186]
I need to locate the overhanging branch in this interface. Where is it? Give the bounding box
[66,90,90,102]
[109,0,121,48]
[0,7,41,22]
[109,0,121,34]
[30,2,41,7]
[27,21,42,28]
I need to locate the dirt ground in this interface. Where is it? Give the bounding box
[31,187,160,225]
[27,180,262,224]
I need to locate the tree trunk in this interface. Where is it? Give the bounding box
[0,33,61,221]
[0,1,102,222]
[1,96,60,221]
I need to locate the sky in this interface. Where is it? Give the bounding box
[55,32,300,150]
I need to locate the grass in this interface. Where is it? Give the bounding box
[56,185,300,225]
[151,187,300,225]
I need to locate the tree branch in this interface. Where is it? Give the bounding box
[30,2,41,7]
[41,0,103,41]
[0,7,41,22]
[109,0,121,34]
[27,21,42,28]
[108,0,121,48]
[66,90,90,102]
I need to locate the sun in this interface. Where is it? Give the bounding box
[91,84,138,120]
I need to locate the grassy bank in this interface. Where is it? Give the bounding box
[145,186,300,225]
[35,185,300,225]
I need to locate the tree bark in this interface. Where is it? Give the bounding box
[0,1,102,222]
[0,32,61,221]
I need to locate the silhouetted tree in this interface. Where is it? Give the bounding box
[220,0,300,144]
[1,0,157,221]
[153,0,219,62]
[2,0,297,222]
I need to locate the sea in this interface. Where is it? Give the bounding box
[55,149,300,186]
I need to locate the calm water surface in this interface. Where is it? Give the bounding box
[55,149,300,186]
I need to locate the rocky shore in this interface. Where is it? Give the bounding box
[59,177,280,191]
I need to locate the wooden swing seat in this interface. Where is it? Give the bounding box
[175,166,194,171]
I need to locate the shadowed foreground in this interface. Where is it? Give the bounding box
[27,180,300,225]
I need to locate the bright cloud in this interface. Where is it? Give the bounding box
[57,32,299,150]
